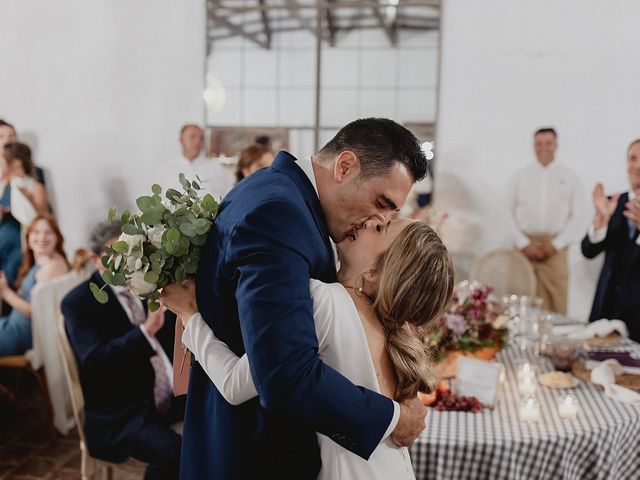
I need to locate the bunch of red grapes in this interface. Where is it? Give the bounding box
[433,390,483,413]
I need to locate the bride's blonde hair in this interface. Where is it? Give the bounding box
[371,221,454,401]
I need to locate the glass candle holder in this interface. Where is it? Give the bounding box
[517,373,538,397]
[519,397,540,423]
[558,395,579,420]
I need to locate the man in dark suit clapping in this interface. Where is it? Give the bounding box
[62,221,183,480]
[582,138,640,341]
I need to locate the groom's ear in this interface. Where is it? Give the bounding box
[333,151,361,183]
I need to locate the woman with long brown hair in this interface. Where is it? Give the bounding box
[0,214,69,355]
[161,219,455,479]
[0,142,49,288]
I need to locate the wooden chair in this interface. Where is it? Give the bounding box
[56,310,146,480]
[0,354,56,439]
[469,248,537,297]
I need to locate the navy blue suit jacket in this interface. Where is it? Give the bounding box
[182,152,394,479]
[61,272,178,463]
[582,192,640,341]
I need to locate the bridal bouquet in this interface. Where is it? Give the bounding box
[427,280,509,361]
[90,174,218,311]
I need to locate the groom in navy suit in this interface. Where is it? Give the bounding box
[582,138,640,341]
[179,118,429,478]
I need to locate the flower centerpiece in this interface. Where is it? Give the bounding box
[90,174,218,311]
[427,280,509,376]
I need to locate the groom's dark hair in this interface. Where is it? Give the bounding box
[318,118,428,181]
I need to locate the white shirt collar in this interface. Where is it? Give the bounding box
[297,156,319,196]
[629,189,637,201]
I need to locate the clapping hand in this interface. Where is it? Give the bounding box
[592,183,620,229]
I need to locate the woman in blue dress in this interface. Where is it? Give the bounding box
[0,142,49,288]
[0,214,68,355]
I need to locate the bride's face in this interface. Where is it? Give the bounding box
[336,217,414,270]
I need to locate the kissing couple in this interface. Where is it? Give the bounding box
[162,118,455,479]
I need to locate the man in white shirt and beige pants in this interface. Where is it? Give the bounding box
[506,128,586,314]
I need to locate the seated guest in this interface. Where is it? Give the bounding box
[582,138,640,341]
[62,221,183,480]
[0,143,49,287]
[0,119,45,185]
[234,144,274,183]
[0,214,69,355]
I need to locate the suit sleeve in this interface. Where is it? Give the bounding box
[231,200,394,460]
[62,293,155,378]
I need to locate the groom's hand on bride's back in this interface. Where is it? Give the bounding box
[391,396,427,447]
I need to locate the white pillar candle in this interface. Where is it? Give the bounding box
[558,395,579,420]
[519,398,540,423]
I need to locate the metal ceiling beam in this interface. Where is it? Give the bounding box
[283,0,331,42]
[325,0,337,47]
[211,0,440,14]
[209,12,269,49]
[257,0,272,48]
[369,1,397,46]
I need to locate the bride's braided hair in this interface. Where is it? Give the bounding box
[371,222,454,401]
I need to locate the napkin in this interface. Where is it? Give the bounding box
[567,318,628,340]
[591,359,640,404]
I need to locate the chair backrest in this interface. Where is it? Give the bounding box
[469,248,537,297]
[56,309,87,445]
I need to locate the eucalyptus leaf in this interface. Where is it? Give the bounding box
[148,300,161,312]
[166,228,181,242]
[108,207,116,223]
[151,184,162,195]
[121,209,131,224]
[111,241,129,254]
[102,270,114,284]
[136,196,154,213]
[192,180,201,190]
[179,222,196,237]
[101,255,110,269]
[112,272,126,286]
[175,266,185,283]
[90,282,109,304]
[179,173,190,190]
[122,223,138,235]
[144,271,160,284]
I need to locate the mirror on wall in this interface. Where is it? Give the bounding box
[204,0,440,210]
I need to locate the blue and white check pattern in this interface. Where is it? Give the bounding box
[410,340,640,480]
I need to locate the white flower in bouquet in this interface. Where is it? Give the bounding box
[127,271,157,296]
[118,232,146,253]
[90,174,219,311]
[147,225,166,249]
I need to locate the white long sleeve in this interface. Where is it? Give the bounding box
[182,312,257,405]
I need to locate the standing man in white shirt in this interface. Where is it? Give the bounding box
[156,124,234,199]
[506,128,586,314]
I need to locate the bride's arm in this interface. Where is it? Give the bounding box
[182,312,258,405]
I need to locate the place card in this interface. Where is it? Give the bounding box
[455,357,502,407]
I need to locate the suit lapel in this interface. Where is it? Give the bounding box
[271,151,334,260]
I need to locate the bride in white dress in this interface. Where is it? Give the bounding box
[162,219,454,479]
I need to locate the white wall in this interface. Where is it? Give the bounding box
[436,0,640,319]
[0,0,205,253]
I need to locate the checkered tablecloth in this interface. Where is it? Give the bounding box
[410,340,640,480]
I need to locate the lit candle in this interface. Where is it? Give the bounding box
[519,398,540,423]
[558,395,579,420]
[518,374,537,396]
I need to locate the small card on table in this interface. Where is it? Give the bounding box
[455,357,501,407]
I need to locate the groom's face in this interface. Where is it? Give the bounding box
[325,154,413,242]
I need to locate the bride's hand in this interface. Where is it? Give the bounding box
[160,280,198,324]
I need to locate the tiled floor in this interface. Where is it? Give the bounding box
[0,369,144,480]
